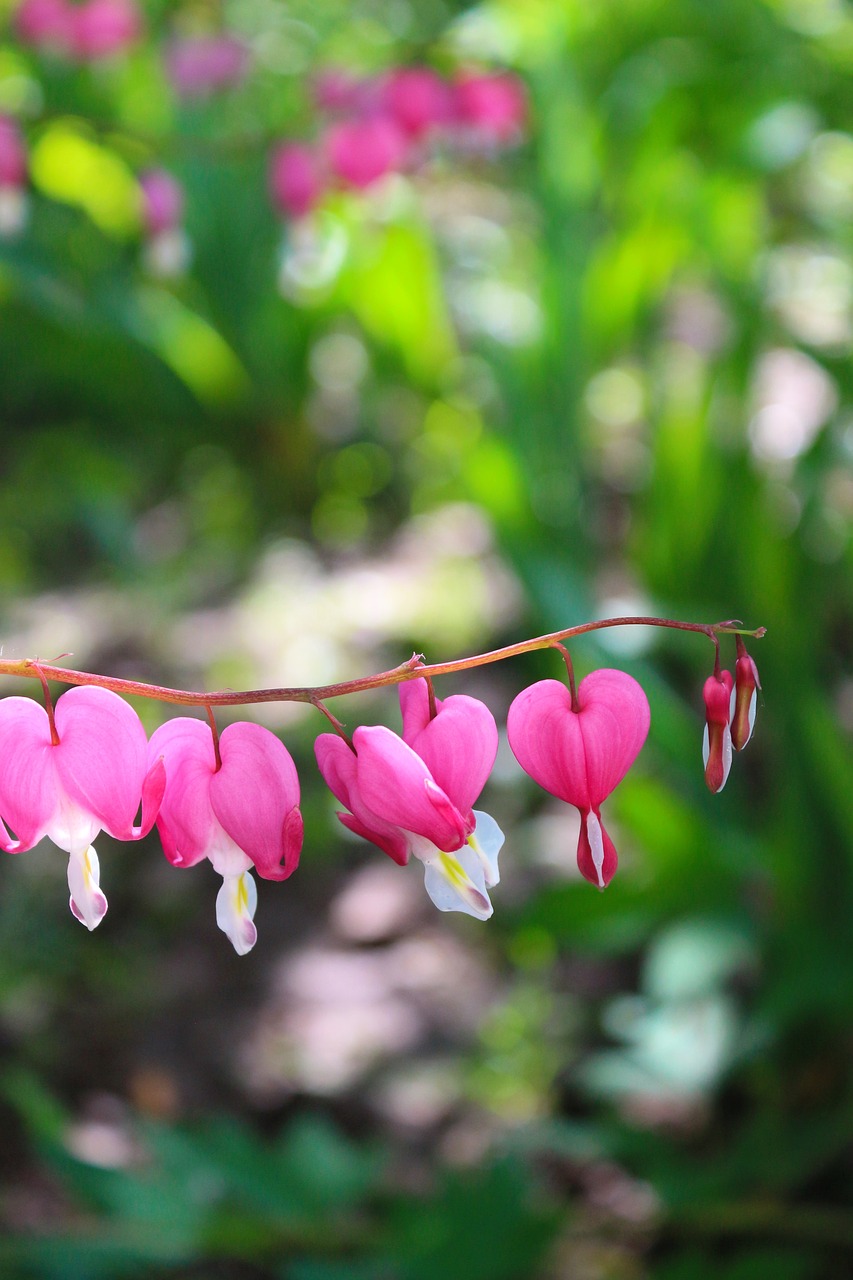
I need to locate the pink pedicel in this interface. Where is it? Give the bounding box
[164,34,249,99]
[731,652,760,752]
[451,71,528,144]
[149,719,303,955]
[0,687,165,929]
[315,679,503,919]
[324,116,408,189]
[269,142,323,220]
[507,669,650,889]
[381,66,451,139]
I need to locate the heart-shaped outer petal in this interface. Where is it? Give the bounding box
[211,722,302,882]
[577,810,618,889]
[507,670,650,809]
[315,733,411,865]
[0,696,60,850]
[352,725,468,852]
[54,686,152,839]
[149,718,219,866]
[400,679,498,816]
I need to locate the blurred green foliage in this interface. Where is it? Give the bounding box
[2,0,853,1277]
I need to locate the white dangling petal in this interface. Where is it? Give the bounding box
[215,870,258,956]
[702,723,710,769]
[585,812,606,889]
[467,810,504,887]
[421,845,493,921]
[67,845,108,931]
[746,690,757,745]
[720,724,733,790]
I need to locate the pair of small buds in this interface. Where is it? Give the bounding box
[703,638,761,793]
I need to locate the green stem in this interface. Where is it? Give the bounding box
[0,617,765,710]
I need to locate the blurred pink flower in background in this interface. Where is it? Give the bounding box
[0,116,27,189]
[312,67,374,115]
[15,0,141,59]
[139,168,190,275]
[164,34,249,99]
[325,116,407,189]
[70,0,141,59]
[269,142,323,220]
[452,71,528,144]
[381,66,451,139]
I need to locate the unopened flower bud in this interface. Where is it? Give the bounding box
[731,653,760,752]
[702,670,734,793]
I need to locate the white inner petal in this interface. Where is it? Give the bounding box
[206,821,253,879]
[467,809,504,887]
[586,812,606,889]
[215,870,258,956]
[67,844,108,931]
[47,793,101,856]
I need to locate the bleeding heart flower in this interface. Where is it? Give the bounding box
[507,668,650,888]
[69,0,141,60]
[703,670,734,792]
[381,67,451,139]
[324,116,407,189]
[0,686,165,929]
[451,71,528,145]
[269,143,323,221]
[149,718,302,955]
[731,649,760,752]
[315,679,503,920]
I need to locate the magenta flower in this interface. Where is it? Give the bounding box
[269,143,323,221]
[0,687,165,929]
[452,71,528,145]
[14,0,72,53]
[324,117,407,190]
[315,679,503,919]
[381,67,451,140]
[69,0,141,60]
[731,652,760,752]
[0,117,26,189]
[507,669,650,888]
[702,670,734,793]
[139,169,183,238]
[149,719,303,955]
[164,34,249,100]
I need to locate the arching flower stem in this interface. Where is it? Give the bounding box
[0,617,766,710]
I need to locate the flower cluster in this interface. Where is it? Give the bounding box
[15,0,141,62]
[0,630,761,954]
[269,65,528,220]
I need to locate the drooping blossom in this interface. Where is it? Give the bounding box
[164,34,249,100]
[452,71,528,145]
[69,0,141,60]
[324,116,407,190]
[507,669,650,888]
[0,686,165,929]
[0,115,28,237]
[269,142,323,221]
[381,66,451,140]
[148,718,303,955]
[139,168,190,276]
[731,648,760,752]
[14,0,71,52]
[315,679,503,919]
[703,670,734,792]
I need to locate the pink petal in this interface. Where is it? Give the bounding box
[315,733,411,864]
[508,670,649,809]
[574,670,650,805]
[576,810,618,889]
[148,717,218,866]
[0,696,59,850]
[210,722,302,882]
[352,725,468,851]
[54,686,150,839]
[400,682,498,816]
